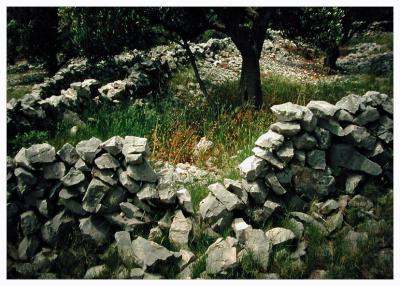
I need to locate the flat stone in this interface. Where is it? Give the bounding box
[57,143,79,166]
[26,143,56,164]
[307,100,338,118]
[265,227,296,246]
[199,193,231,225]
[231,218,252,243]
[329,144,382,176]
[208,182,243,211]
[238,155,267,181]
[353,106,380,126]
[104,212,145,230]
[293,133,317,150]
[252,146,284,169]
[243,229,272,272]
[60,168,85,187]
[130,268,145,279]
[114,231,136,265]
[242,179,268,205]
[125,153,143,165]
[176,188,194,214]
[122,136,150,157]
[317,118,345,136]
[101,136,123,156]
[118,169,140,193]
[270,102,304,121]
[255,130,284,151]
[265,172,287,195]
[169,210,192,248]
[94,153,120,169]
[335,94,366,114]
[43,162,66,180]
[20,211,40,236]
[306,149,326,170]
[76,137,102,164]
[131,236,180,271]
[79,215,111,246]
[270,122,301,137]
[276,141,294,163]
[137,183,158,201]
[82,178,110,213]
[92,167,118,186]
[345,174,364,194]
[289,212,328,236]
[126,160,158,183]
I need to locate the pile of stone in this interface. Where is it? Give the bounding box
[7,91,393,279]
[7,57,170,137]
[7,135,199,278]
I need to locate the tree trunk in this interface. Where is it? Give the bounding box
[324,45,340,70]
[239,49,262,108]
[182,40,218,114]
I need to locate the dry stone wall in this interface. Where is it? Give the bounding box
[7,90,393,278]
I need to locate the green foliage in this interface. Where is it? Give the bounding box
[225,251,266,279]
[57,8,161,61]
[9,130,49,154]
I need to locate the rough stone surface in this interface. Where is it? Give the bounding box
[26,143,56,164]
[43,162,66,180]
[238,155,267,181]
[242,179,268,205]
[127,160,158,183]
[76,137,102,164]
[306,149,326,170]
[94,153,120,169]
[232,218,252,243]
[208,182,243,211]
[307,100,338,118]
[270,122,301,137]
[131,236,179,271]
[293,133,317,150]
[169,210,192,248]
[329,144,382,176]
[335,94,366,114]
[177,188,194,214]
[61,168,85,187]
[57,143,79,166]
[255,130,284,151]
[270,102,303,122]
[20,211,40,236]
[265,227,296,246]
[265,172,287,195]
[243,229,272,271]
[82,178,110,213]
[79,216,111,246]
[101,136,123,156]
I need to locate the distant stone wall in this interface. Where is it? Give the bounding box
[7,91,393,278]
[6,38,229,138]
